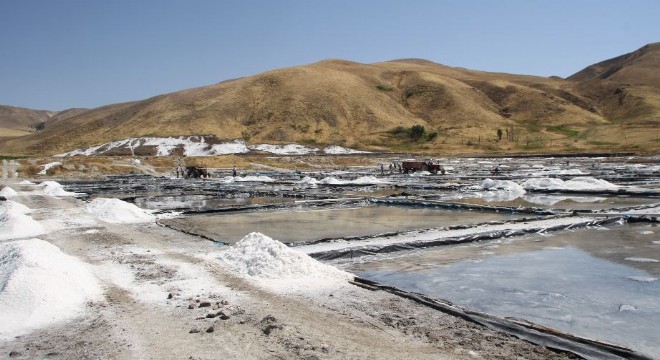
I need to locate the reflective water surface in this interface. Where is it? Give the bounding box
[339,223,660,358]
[161,204,527,244]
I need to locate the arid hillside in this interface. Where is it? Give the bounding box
[1,43,659,156]
[568,42,660,88]
[0,105,54,138]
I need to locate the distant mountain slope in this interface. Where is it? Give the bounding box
[568,42,660,88]
[0,105,54,136]
[1,43,659,156]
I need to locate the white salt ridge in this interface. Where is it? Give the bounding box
[217,175,276,183]
[639,231,654,235]
[297,176,320,186]
[627,276,658,283]
[56,137,367,157]
[624,257,659,263]
[218,232,352,291]
[251,143,316,155]
[85,198,156,223]
[319,176,390,185]
[530,169,588,177]
[0,186,18,198]
[322,145,369,154]
[523,177,619,191]
[0,200,46,241]
[234,175,275,182]
[19,180,35,185]
[0,239,103,339]
[522,195,606,207]
[319,177,344,185]
[39,181,78,197]
[38,162,62,175]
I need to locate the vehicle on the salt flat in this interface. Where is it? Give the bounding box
[400,160,445,174]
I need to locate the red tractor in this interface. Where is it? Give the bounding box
[400,160,445,174]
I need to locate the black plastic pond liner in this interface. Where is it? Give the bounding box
[349,277,652,360]
[526,188,660,197]
[310,217,621,261]
[290,214,564,247]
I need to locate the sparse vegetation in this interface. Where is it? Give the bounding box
[388,125,438,143]
[411,125,425,141]
[546,125,579,137]
[241,130,252,141]
[375,84,394,92]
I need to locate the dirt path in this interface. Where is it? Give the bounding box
[1,191,577,359]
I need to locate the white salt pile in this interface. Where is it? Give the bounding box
[0,239,103,338]
[318,176,389,186]
[523,177,619,191]
[85,198,156,223]
[0,200,45,240]
[37,162,62,175]
[218,232,352,291]
[319,176,344,185]
[39,181,78,197]
[298,176,319,184]
[479,178,526,201]
[0,186,18,198]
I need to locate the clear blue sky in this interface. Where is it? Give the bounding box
[1,0,658,110]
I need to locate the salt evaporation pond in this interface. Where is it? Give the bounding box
[455,194,659,210]
[340,223,660,358]
[160,205,527,244]
[133,194,295,211]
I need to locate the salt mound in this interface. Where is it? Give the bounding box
[218,232,352,284]
[39,181,78,197]
[319,176,345,185]
[522,177,619,191]
[352,176,389,185]
[234,175,275,182]
[0,200,45,240]
[0,239,103,338]
[0,186,18,198]
[322,145,368,154]
[86,198,156,223]
[480,178,526,201]
[297,176,319,185]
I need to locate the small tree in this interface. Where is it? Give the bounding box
[411,125,425,141]
[497,128,503,141]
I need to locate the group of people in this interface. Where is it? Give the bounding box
[174,164,238,178]
[379,161,403,175]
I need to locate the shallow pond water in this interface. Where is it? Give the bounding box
[160,204,527,244]
[134,194,294,211]
[454,195,659,211]
[339,223,660,358]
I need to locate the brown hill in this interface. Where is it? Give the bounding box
[0,105,54,137]
[568,42,660,88]
[1,44,659,157]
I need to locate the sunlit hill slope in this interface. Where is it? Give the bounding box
[1,43,659,156]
